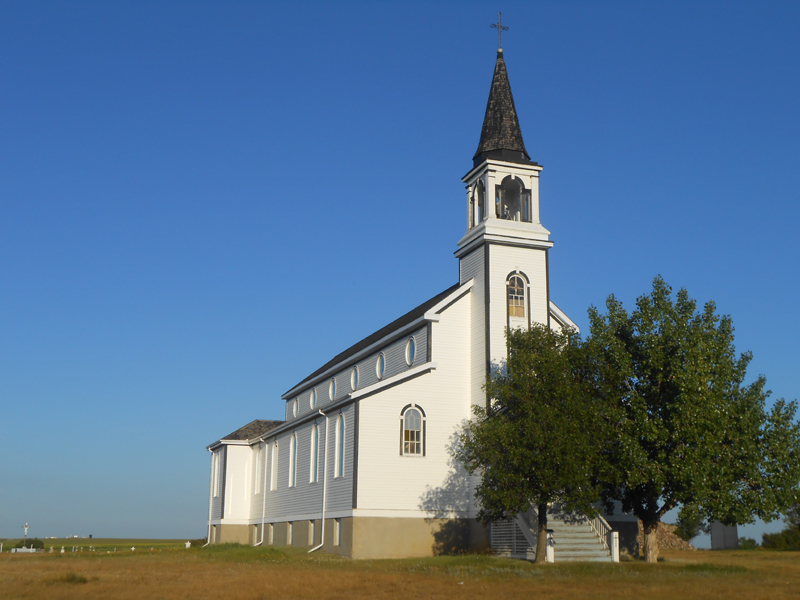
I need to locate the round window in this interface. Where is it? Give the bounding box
[406,337,416,366]
[351,366,359,391]
[293,398,298,417]
[329,378,336,401]
[376,353,385,380]
[310,388,316,409]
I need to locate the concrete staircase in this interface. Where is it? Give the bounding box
[489,506,613,562]
[547,513,612,562]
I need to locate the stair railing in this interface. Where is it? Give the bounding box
[587,512,612,552]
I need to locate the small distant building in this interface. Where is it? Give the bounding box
[710,522,739,550]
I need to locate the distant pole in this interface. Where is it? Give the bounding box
[491,12,509,51]
[22,523,30,543]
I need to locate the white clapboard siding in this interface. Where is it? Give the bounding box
[210,447,225,520]
[324,402,355,513]
[459,245,486,407]
[223,445,252,520]
[355,291,473,515]
[487,245,548,368]
[249,443,269,521]
[258,424,325,521]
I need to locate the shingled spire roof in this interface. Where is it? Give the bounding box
[473,49,532,167]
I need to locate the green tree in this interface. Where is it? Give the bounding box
[14,538,44,549]
[762,504,800,550]
[586,276,800,563]
[675,504,709,543]
[459,324,601,563]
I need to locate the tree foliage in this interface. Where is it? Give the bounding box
[762,504,800,550]
[587,276,800,562]
[459,324,601,562]
[675,504,710,542]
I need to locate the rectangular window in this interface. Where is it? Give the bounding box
[334,518,341,546]
[287,522,293,545]
[268,523,273,545]
[308,520,315,546]
[404,427,422,455]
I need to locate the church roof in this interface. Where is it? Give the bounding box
[291,282,461,392]
[473,49,532,167]
[214,419,284,445]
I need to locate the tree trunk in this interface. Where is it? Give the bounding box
[642,519,659,563]
[535,502,548,564]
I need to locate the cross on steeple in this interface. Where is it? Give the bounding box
[491,12,509,50]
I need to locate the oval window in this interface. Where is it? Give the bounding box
[406,337,416,366]
[376,353,385,380]
[351,366,359,391]
[329,378,336,401]
[310,388,316,409]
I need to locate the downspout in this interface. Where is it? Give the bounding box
[202,448,214,547]
[308,410,329,553]
[254,438,269,546]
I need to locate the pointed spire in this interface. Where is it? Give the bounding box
[473,49,532,167]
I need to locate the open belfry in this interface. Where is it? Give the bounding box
[206,20,633,560]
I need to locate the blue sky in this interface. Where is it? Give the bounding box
[1,1,798,545]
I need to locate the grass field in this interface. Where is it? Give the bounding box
[0,538,192,553]
[1,543,798,599]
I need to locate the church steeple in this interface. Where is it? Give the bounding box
[473,49,532,168]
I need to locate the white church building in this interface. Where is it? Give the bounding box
[205,47,633,560]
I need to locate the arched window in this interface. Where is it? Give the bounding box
[289,433,297,487]
[469,185,475,229]
[496,176,531,222]
[310,423,319,483]
[477,180,486,223]
[310,388,316,409]
[329,378,336,401]
[270,441,278,491]
[335,414,345,477]
[507,275,526,318]
[292,398,299,417]
[350,366,359,391]
[400,405,426,456]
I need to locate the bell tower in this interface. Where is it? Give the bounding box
[456,47,554,405]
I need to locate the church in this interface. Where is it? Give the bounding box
[205,44,633,560]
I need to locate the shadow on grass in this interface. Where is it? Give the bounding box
[46,572,89,585]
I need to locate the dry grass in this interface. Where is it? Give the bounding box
[1,544,799,599]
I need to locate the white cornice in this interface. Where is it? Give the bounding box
[350,361,437,400]
[549,300,579,334]
[252,361,439,445]
[462,158,543,182]
[455,219,553,258]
